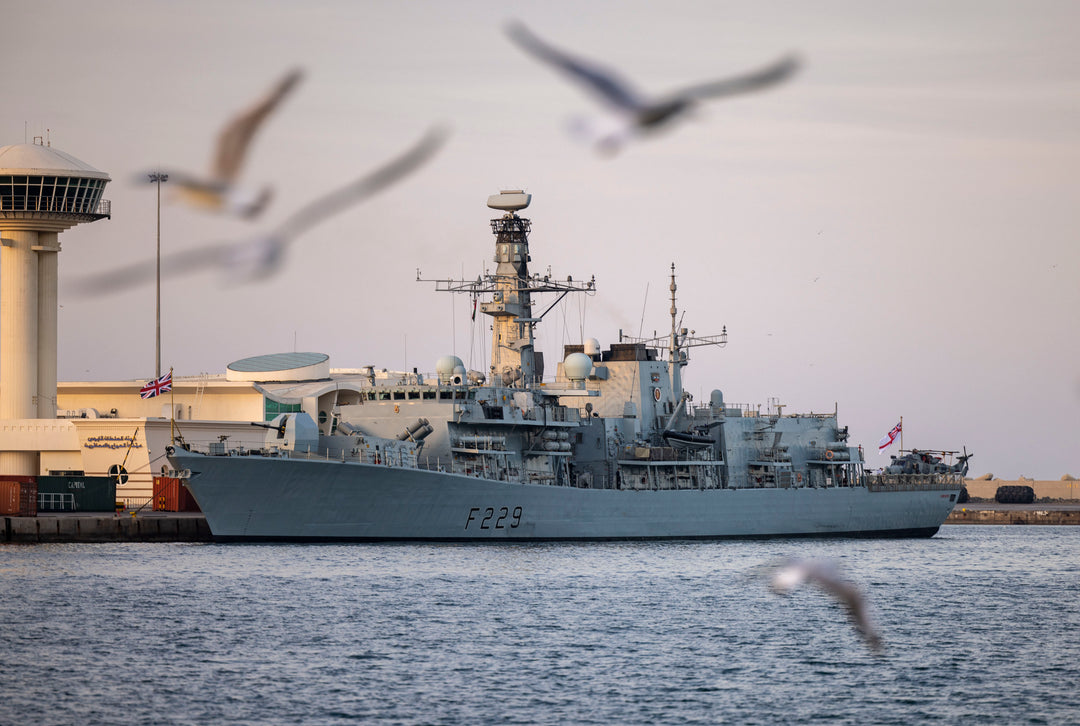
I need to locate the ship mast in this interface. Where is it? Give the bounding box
[622,263,728,400]
[486,202,536,386]
[419,190,595,389]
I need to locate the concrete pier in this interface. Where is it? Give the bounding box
[3,512,211,543]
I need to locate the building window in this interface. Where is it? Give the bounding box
[264,398,302,421]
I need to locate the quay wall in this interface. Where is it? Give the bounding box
[3,514,212,543]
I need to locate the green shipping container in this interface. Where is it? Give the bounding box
[36,475,116,512]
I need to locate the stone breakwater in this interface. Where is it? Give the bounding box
[963,478,1080,500]
[946,504,1080,526]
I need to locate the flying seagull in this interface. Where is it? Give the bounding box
[139,68,303,218]
[505,21,799,154]
[75,126,448,294]
[767,557,884,654]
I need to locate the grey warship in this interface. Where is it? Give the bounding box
[169,190,964,541]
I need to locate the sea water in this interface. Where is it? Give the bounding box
[2,526,1078,725]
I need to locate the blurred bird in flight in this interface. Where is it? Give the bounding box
[138,68,303,218]
[767,557,884,654]
[76,127,448,294]
[505,21,799,155]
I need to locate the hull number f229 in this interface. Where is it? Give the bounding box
[465,506,522,530]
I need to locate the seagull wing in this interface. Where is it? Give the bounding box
[672,53,800,102]
[68,241,233,296]
[802,561,884,653]
[274,125,449,244]
[505,21,647,113]
[77,127,446,295]
[767,557,884,654]
[211,68,303,182]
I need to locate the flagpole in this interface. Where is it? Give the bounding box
[170,366,175,446]
[900,415,904,453]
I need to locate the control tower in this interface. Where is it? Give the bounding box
[0,141,110,475]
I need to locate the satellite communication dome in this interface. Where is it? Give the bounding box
[583,338,601,356]
[563,352,593,382]
[436,355,464,376]
[436,355,465,383]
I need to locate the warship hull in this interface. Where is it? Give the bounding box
[172,450,958,541]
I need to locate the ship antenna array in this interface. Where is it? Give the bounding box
[416,209,597,313]
[619,263,728,358]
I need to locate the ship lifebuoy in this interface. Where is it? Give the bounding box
[796,472,803,483]
[825,450,834,460]
[653,387,661,402]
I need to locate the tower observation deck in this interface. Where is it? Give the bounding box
[0,141,111,475]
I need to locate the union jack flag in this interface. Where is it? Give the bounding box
[877,420,902,453]
[140,370,172,399]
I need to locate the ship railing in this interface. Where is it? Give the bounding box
[286,444,425,469]
[689,401,835,419]
[864,472,964,492]
[188,441,435,471]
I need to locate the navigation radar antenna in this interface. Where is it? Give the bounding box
[486,189,531,213]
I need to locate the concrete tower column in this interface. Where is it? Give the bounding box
[0,142,111,476]
[37,231,60,419]
[0,229,41,474]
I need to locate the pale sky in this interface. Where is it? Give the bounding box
[3,0,1078,479]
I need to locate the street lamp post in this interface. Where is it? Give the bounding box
[147,172,168,378]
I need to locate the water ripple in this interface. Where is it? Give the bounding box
[2,527,1078,724]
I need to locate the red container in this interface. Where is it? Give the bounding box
[0,477,37,516]
[153,476,201,512]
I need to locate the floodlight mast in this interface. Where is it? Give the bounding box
[148,172,168,379]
